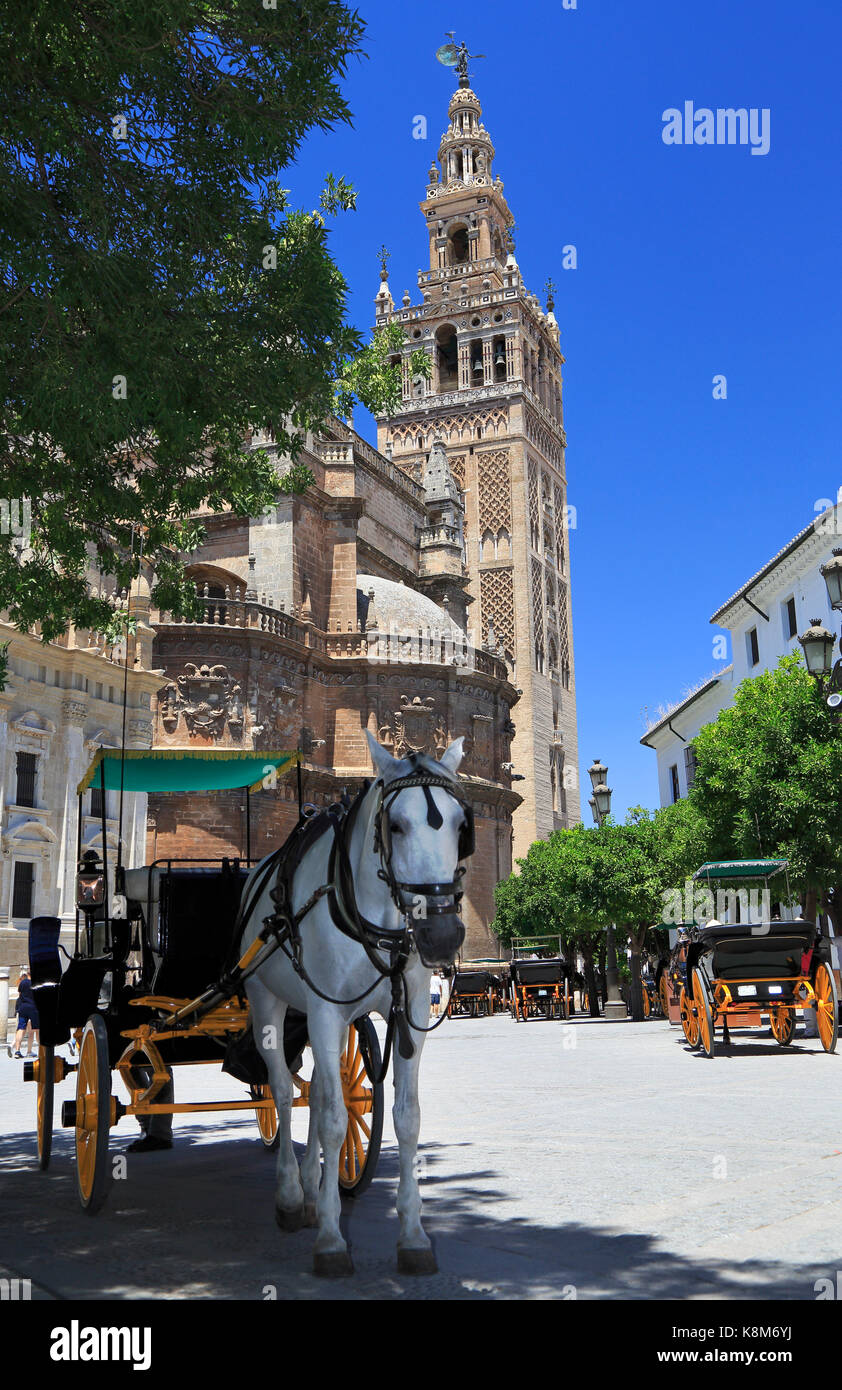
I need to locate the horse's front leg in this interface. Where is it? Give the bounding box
[309,1014,353,1277]
[393,1026,437,1275]
[248,979,305,1231]
[299,1064,321,1227]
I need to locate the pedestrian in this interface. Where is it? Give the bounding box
[430,970,443,1018]
[12,970,39,1059]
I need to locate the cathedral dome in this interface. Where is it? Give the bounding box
[356,574,461,637]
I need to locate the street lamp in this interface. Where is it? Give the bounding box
[821,548,842,610]
[587,759,611,824]
[586,758,628,1022]
[798,617,836,679]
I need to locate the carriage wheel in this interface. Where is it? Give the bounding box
[679,986,699,1049]
[642,986,651,1019]
[338,1018,383,1198]
[251,1083,280,1151]
[36,1045,55,1171]
[659,976,670,1019]
[814,963,838,1054]
[75,1015,112,1213]
[769,1006,795,1047]
[693,969,715,1058]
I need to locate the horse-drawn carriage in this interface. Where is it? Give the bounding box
[25,749,383,1211]
[508,938,572,1021]
[677,859,839,1058]
[448,967,497,1017]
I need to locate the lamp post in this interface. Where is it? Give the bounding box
[587,759,629,1022]
[795,548,842,710]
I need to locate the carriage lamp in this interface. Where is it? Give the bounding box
[798,617,836,678]
[821,548,842,610]
[76,850,105,911]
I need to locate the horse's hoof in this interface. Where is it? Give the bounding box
[275,1204,305,1233]
[313,1249,354,1279]
[303,1202,318,1227]
[398,1246,438,1276]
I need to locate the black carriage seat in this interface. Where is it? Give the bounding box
[453,970,493,995]
[511,958,565,987]
[149,864,252,1001]
[698,919,816,982]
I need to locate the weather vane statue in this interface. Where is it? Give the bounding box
[435,33,485,89]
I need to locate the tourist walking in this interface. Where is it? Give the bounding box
[12,970,39,1059]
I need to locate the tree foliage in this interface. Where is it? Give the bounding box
[0,1,425,639]
[690,651,842,921]
[492,799,710,1017]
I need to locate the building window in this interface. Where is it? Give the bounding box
[782,596,797,641]
[12,861,34,919]
[15,752,37,808]
[684,745,697,791]
[746,626,759,667]
[669,764,680,803]
[90,785,104,820]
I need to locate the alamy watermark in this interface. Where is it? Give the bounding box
[662,103,770,156]
[366,624,477,669]
[1,498,31,545]
[662,881,772,930]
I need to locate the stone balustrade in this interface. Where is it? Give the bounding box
[157,588,509,684]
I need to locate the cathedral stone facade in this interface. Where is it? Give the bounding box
[374,78,581,857]
[147,418,521,959]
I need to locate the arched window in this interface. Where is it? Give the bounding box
[448,224,469,264]
[548,639,559,681]
[435,324,458,392]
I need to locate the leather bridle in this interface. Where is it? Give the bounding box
[372,755,475,924]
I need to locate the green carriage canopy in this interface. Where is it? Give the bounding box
[77,748,298,797]
[692,859,789,883]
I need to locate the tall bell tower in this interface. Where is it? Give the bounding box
[375,57,581,857]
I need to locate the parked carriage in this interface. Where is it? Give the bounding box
[24,749,384,1211]
[677,859,839,1057]
[448,968,496,1017]
[509,937,571,1021]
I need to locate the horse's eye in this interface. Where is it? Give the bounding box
[389,821,404,835]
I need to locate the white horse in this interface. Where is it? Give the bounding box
[242,732,471,1277]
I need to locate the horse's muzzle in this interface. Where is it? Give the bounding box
[414,914,466,968]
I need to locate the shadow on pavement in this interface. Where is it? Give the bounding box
[0,1126,828,1301]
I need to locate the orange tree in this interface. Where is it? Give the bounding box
[492,825,611,1018]
[690,652,842,928]
[493,800,709,1021]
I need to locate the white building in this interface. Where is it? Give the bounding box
[642,502,842,803]
[0,622,160,970]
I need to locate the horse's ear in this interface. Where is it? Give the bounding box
[365,730,398,779]
[439,737,464,774]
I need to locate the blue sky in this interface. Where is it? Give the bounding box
[283,0,842,818]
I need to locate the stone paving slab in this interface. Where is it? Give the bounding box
[0,1014,840,1300]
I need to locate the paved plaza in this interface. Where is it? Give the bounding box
[1,1013,841,1301]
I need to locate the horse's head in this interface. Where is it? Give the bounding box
[365,732,473,968]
